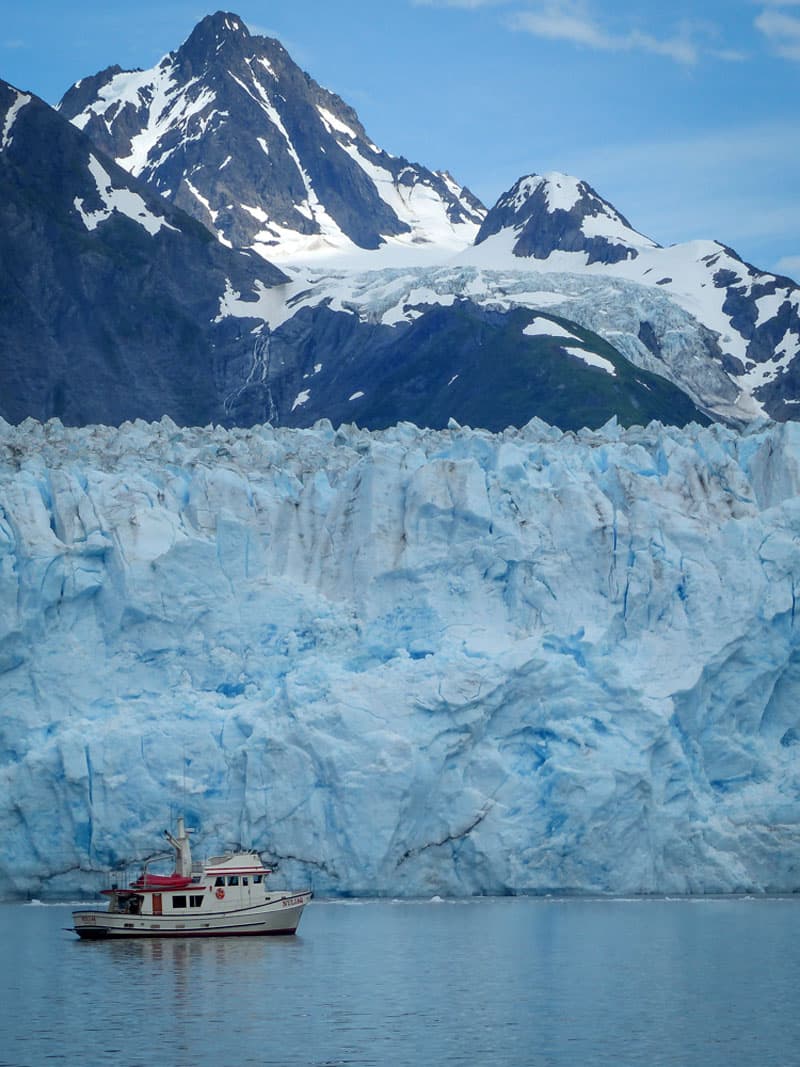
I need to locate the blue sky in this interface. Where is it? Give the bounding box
[3,1,798,280]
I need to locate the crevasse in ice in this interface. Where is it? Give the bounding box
[1,414,799,898]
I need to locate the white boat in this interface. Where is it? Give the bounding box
[72,817,312,939]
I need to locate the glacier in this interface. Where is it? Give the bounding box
[268,264,746,424]
[2,414,800,899]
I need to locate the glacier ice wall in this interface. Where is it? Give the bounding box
[2,415,800,898]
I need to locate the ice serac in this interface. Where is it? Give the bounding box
[59,11,485,263]
[2,416,800,899]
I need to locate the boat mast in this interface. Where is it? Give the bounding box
[164,816,193,877]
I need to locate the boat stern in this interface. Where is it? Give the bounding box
[72,910,110,939]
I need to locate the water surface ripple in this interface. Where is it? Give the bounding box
[1,897,797,1066]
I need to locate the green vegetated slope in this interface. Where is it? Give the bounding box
[321,303,709,432]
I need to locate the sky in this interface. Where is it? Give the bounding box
[2,0,798,280]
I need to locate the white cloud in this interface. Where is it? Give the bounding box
[774,256,800,282]
[755,8,800,58]
[710,48,749,61]
[507,5,699,63]
[417,1,739,66]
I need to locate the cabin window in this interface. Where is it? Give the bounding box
[242,876,249,886]
[253,875,262,884]
[189,895,204,908]
[172,895,187,909]
[214,876,225,887]
[227,876,239,886]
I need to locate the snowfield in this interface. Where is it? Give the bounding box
[2,415,800,898]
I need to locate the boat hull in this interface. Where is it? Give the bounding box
[72,892,311,939]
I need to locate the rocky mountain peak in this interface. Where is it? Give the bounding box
[182,10,251,53]
[172,10,256,81]
[476,171,658,265]
[59,13,485,263]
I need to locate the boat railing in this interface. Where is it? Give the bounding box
[105,865,135,891]
[205,848,261,864]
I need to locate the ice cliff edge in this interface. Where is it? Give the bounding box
[2,415,800,898]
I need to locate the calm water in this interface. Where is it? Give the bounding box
[1,897,798,1067]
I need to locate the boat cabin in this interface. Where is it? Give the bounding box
[103,819,276,919]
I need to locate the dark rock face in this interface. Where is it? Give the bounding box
[717,271,800,366]
[0,78,287,427]
[263,302,709,433]
[59,12,485,255]
[637,321,663,359]
[701,248,800,414]
[475,173,657,265]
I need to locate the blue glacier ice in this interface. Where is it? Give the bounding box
[1,414,800,898]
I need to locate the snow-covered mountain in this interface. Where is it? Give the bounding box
[3,415,800,898]
[0,77,709,433]
[466,172,800,421]
[475,172,659,265]
[53,14,800,426]
[0,77,289,427]
[59,11,485,265]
